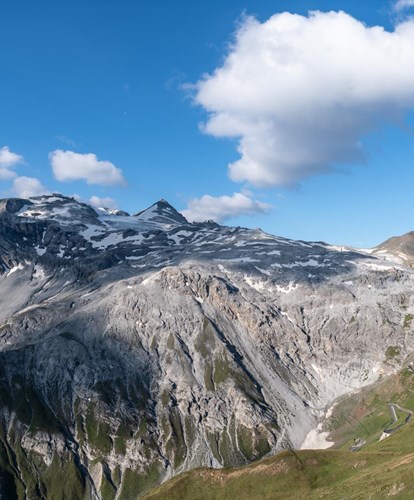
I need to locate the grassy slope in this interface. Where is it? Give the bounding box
[144,362,414,500]
[327,358,414,450]
[143,422,414,499]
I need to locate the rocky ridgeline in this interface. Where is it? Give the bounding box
[0,194,414,499]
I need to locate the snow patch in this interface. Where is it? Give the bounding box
[35,246,46,256]
[214,257,260,263]
[379,432,390,441]
[275,282,298,294]
[244,276,266,291]
[255,266,271,276]
[32,265,47,280]
[6,263,24,277]
[141,271,163,286]
[300,423,334,450]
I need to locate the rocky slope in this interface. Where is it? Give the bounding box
[0,194,414,499]
[374,230,414,264]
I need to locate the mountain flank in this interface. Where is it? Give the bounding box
[0,194,413,498]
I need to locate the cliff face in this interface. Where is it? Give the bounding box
[0,194,413,499]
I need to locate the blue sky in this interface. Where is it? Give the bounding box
[1,0,414,246]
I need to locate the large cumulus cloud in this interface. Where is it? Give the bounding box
[194,11,414,187]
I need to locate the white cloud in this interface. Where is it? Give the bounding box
[12,177,48,198]
[49,150,126,186]
[89,195,118,209]
[194,11,414,187]
[394,0,414,11]
[55,135,78,148]
[0,146,24,180]
[181,192,271,222]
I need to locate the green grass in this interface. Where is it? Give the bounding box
[0,433,89,500]
[385,345,401,360]
[41,456,87,500]
[326,364,414,451]
[119,463,161,500]
[165,408,187,468]
[204,362,214,391]
[84,406,113,454]
[194,318,217,358]
[403,314,414,329]
[213,357,231,385]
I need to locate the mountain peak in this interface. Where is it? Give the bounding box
[374,231,414,263]
[133,199,188,225]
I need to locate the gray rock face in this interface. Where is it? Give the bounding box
[0,194,413,498]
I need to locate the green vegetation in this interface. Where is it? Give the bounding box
[204,362,214,391]
[114,425,128,455]
[194,318,217,358]
[165,408,187,468]
[119,463,161,499]
[326,362,414,450]
[213,357,231,385]
[385,345,401,360]
[160,389,170,407]
[100,475,117,500]
[237,425,256,461]
[0,433,89,500]
[84,406,113,454]
[0,356,163,499]
[206,432,221,463]
[3,333,414,500]
[403,313,414,329]
[41,456,87,500]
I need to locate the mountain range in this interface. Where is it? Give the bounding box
[0,194,413,499]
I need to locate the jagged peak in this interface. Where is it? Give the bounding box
[133,199,188,225]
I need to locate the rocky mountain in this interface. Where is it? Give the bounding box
[373,230,414,264]
[0,194,414,499]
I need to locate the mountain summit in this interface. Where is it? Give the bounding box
[133,199,188,226]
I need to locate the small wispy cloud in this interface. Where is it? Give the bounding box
[88,195,118,209]
[394,0,414,11]
[49,150,126,186]
[181,192,271,223]
[55,135,78,148]
[0,146,24,180]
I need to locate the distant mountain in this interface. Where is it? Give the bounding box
[374,231,414,264]
[95,206,130,217]
[0,194,413,498]
[133,199,188,226]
